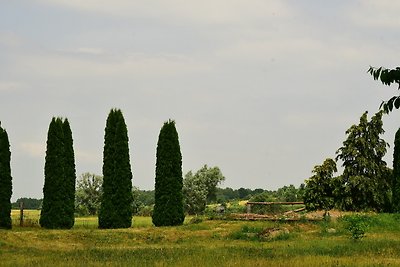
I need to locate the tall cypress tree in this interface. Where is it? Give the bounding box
[393,128,400,212]
[99,109,133,229]
[0,122,12,229]
[63,119,76,228]
[152,120,185,227]
[41,118,65,228]
[40,117,76,229]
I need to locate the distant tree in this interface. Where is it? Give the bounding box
[13,198,42,210]
[131,186,145,215]
[216,187,239,202]
[303,159,337,213]
[99,109,133,229]
[75,173,103,216]
[335,111,391,211]
[152,120,185,226]
[0,123,12,229]
[276,185,299,202]
[194,165,225,203]
[368,66,400,113]
[131,188,155,216]
[237,188,252,199]
[40,117,76,229]
[393,128,400,212]
[183,165,225,214]
[183,171,208,215]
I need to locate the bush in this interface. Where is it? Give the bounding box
[341,214,370,240]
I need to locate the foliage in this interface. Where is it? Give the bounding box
[368,66,400,113]
[393,128,400,212]
[237,187,253,199]
[183,165,225,215]
[152,120,185,226]
[197,165,225,202]
[183,171,208,215]
[132,189,155,216]
[341,214,370,241]
[12,198,42,209]
[75,173,103,216]
[40,117,76,229]
[304,158,337,212]
[99,109,133,229]
[276,184,301,202]
[0,122,12,229]
[62,119,76,227]
[335,111,391,212]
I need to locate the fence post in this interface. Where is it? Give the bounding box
[247,203,251,214]
[19,201,24,227]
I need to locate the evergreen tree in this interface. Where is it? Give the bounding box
[99,109,133,229]
[336,111,391,211]
[63,119,76,228]
[152,120,185,226]
[40,118,66,228]
[0,122,12,229]
[393,128,400,212]
[40,117,76,229]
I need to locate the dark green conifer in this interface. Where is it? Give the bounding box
[40,118,65,228]
[63,119,76,228]
[152,120,185,226]
[99,109,133,229]
[393,128,400,212]
[40,117,76,229]
[0,122,12,229]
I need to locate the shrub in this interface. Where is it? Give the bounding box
[341,214,370,240]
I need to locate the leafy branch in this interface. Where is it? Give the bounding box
[368,66,400,113]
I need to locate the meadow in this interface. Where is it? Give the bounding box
[2,210,400,266]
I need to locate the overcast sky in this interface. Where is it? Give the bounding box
[2,0,400,200]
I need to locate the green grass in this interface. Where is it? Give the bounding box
[2,211,400,266]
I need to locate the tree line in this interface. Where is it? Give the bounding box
[0,109,185,229]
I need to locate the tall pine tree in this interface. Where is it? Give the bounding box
[99,109,133,229]
[152,120,185,226]
[0,122,12,229]
[40,117,76,229]
[393,128,400,212]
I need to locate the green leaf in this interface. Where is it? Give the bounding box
[395,97,400,109]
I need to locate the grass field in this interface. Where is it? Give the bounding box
[2,211,400,266]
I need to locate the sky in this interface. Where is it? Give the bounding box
[2,0,400,201]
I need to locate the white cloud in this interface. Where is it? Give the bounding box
[75,149,101,164]
[36,0,292,24]
[349,0,400,29]
[0,81,26,91]
[18,142,45,158]
[0,32,22,47]
[58,47,105,56]
[18,51,213,79]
